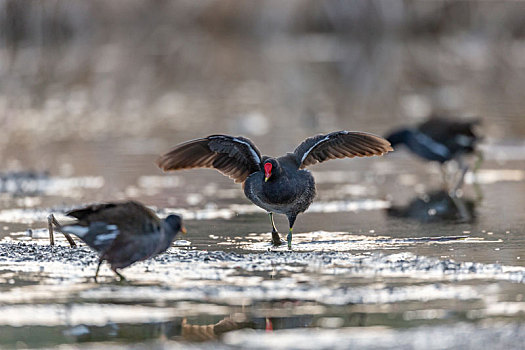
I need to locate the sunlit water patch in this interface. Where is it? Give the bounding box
[0,242,524,347]
[0,198,390,227]
[5,322,521,350]
[158,199,390,221]
[0,304,175,327]
[239,231,497,252]
[479,142,525,161]
[1,243,524,304]
[465,168,525,184]
[221,322,525,350]
[1,231,525,347]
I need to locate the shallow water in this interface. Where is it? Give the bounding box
[0,137,524,349]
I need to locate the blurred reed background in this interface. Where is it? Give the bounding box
[1,0,524,171]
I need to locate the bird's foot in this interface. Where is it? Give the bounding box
[287,229,293,250]
[114,270,127,283]
[94,261,102,283]
[271,230,283,246]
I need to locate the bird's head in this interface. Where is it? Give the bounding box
[164,214,186,236]
[263,159,279,182]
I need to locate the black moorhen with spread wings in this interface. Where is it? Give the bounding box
[48,201,186,281]
[157,131,392,249]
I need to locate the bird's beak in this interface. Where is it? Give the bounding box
[181,226,187,234]
[264,170,271,182]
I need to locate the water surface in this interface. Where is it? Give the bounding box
[0,137,524,349]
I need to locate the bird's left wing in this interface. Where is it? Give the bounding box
[294,131,393,169]
[157,135,263,183]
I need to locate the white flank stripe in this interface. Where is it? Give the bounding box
[414,133,450,158]
[63,226,90,237]
[94,232,118,244]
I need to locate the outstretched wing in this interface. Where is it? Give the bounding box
[294,131,393,169]
[157,135,263,183]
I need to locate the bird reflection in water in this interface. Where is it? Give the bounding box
[181,313,318,342]
[388,190,477,223]
[181,315,257,342]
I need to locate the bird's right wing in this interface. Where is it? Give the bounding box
[157,135,263,183]
[294,131,393,169]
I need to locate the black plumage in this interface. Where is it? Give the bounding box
[386,117,479,163]
[158,131,392,249]
[385,117,481,191]
[50,201,185,281]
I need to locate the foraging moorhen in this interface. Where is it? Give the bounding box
[48,201,186,281]
[386,117,481,192]
[157,131,392,249]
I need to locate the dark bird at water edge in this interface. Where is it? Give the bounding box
[48,201,186,281]
[385,117,482,193]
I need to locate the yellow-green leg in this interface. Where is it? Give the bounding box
[287,215,297,250]
[114,270,126,282]
[269,213,282,246]
[94,260,103,282]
